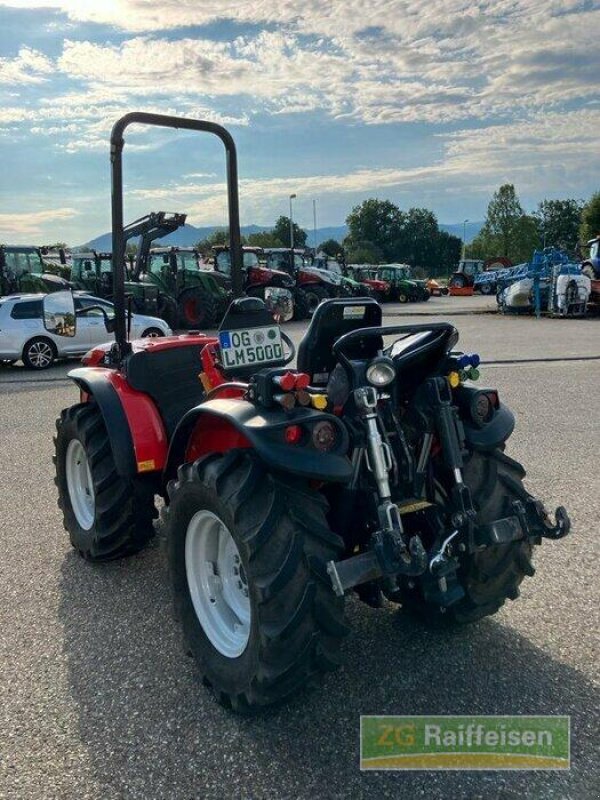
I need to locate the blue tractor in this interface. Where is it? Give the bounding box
[581,237,599,280]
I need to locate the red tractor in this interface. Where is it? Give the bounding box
[50,113,571,713]
[211,245,295,321]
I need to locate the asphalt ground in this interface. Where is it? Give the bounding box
[0,302,599,800]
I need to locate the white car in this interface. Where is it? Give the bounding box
[0,293,172,369]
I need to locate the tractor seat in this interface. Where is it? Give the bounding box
[125,343,207,436]
[297,297,382,385]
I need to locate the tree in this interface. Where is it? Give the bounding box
[344,239,382,264]
[196,229,248,258]
[246,231,284,248]
[467,184,539,263]
[580,191,600,245]
[273,216,307,249]
[535,198,582,254]
[346,199,405,262]
[317,238,343,257]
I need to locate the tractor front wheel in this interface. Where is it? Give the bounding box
[165,451,348,712]
[54,403,156,561]
[302,284,330,317]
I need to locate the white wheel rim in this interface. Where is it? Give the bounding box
[143,329,162,337]
[66,439,95,530]
[185,510,251,658]
[28,340,53,367]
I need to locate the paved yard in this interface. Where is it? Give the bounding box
[0,306,598,800]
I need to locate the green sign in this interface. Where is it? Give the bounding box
[360,715,570,770]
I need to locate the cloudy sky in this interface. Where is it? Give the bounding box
[0,0,598,244]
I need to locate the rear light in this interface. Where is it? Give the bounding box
[284,424,303,444]
[312,421,337,452]
[470,390,498,426]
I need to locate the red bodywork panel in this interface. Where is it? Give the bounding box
[82,333,219,367]
[79,333,221,473]
[364,278,389,293]
[108,371,169,472]
[297,270,323,286]
[185,415,251,462]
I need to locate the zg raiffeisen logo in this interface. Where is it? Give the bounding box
[360,715,570,770]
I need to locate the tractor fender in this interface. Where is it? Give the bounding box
[69,367,168,476]
[165,398,352,485]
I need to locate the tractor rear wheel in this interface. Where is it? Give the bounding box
[54,403,156,561]
[403,449,536,625]
[165,451,348,712]
[449,274,467,289]
[178,288,217,329]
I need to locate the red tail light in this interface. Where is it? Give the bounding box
[285,425,303,444]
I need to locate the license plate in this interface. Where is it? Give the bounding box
[219,325,284,370]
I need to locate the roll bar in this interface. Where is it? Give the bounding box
[110,112,243,353]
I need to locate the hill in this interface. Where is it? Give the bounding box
[81,221,483,250]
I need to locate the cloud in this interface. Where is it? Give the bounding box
[0,47,54,84]
[124,108,600,224]
[0,207,78,237]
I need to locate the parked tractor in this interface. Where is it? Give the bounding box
[312,253,375,298]
[210,245,295,322]
[345,265,391,302]
[581,236,599,281]
[0,244,70,296]
[136,246,229,329]
[376,264,430,302]
[263,248,340,319]
[50,112,571,714]
[449,258,512,291]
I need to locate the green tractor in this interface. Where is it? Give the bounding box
[70,212,202,328]
[136,246,229,329]
[377,264,430,303]
[0,244,70,296]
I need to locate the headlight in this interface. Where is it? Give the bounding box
[365,356,396,387]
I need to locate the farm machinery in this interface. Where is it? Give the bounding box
[263,248,342,318]
[449,258,512,292]
[376,264,430,303]
[49,112,571,713]
[345,265,391,302]
[310,252,374,299]
[0,244,70,296]
[210,245,295,322]
[137,246,229,329]
[70,211,188,325]
[497,248,590,317]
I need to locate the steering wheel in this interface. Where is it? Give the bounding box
[280,330,296,365]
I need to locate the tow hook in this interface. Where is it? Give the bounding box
[530,501,571,540]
